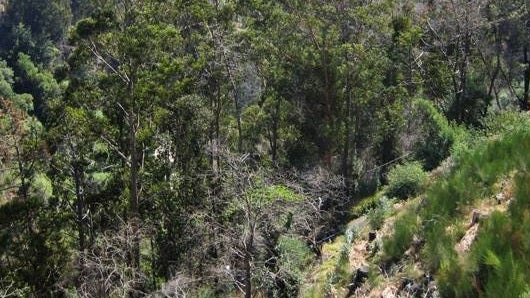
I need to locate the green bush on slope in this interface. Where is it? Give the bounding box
[382,209,419,262]
[385,161,428,200]
[412,99,464,170]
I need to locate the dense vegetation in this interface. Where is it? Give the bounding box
[1,0,530,297]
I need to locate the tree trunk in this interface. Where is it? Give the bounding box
[243,225,254,298]
[73,162,85,251]
[341,74,352,197]
[224,60,243,152]
[243,250,252,298]
[523,46,530,111]
[128,80,140,270]
[15,146,29,202]
[270,96,281,165]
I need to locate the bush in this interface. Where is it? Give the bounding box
[351,192,383,218]
[411,99,454,170]
[368,196,394,230]
[382,210,419,262]
[480,109,530,137]
[409,99,471,170]
[419,130,530,297]
[385,161,428,199]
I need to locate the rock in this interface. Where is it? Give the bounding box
[368,231,377,242]
[381,285,398,298]
[470,209,481,226]
[347,266,370,296]
[412,235,424,249]
[423,272,434,284]
[399,277,414,292]
[496,193,505,204]
[366,239,380,256]
[455,224,479,253]
[405,235,424,260]
[356,266,369,280]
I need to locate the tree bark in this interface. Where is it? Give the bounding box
[128,80,140,270]
[341,74,352,197]
[243,223,254,298]
[270,96,281,165]
[73,161,86,251]
[522,46,530,111]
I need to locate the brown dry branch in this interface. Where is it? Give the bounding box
[70,220,150,297]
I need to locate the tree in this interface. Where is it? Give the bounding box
[422,0,492,124]
[0,0,72,65]
[0,96,70,296]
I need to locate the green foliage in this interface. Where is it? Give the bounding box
[304,232,354,297]
[16,53,63,121]
[0,60,33,110]
[70,10,116,41]
[3,0,72,43]
[0,0,71,65]
[412,98,466,170]
[276,236,314,285]
[350,192,387,218]
[247,184,304,204]
[195,287,216,298]
[480,109,530,136]
[448,73,492,126]
[453,174,530,298]
[385,161,428,200]
[2,0,530,296]
[31,173,53,200]
[411,124,530,297]
[368,196,394,230]
[382,209,419,262]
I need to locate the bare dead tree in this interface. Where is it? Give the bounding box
[65,220,150,297]
[0,277,29,298]
[197,148,347,296]
[422,0,490,119]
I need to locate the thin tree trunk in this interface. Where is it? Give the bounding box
[244,223,254,298]
[342,74,352,197]
[73,162,85,251]
[223,59,243,152]
[270,96,281,165]
[15,146,29,202]
[128,80,140,270]
[523,46,530,111]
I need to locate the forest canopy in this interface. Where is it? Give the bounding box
[0,0,529,296]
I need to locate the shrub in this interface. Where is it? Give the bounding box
[419,130,530,297]
[385,161,428,199]
[351,192,383,218]
[382,210,419,262]
[276,236,313,280]
[480,109,530,137]
[409,99,472,170]
[368,196,394,230]
[411,99,454,170]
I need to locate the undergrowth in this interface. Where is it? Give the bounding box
[381,112,530,297]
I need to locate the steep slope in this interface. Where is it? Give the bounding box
[302,125,530,297]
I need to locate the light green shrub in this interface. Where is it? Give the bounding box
[385,161,428,199]
[382,210,419,262]
[351,192,384,218]
[368,196,394,230]
[412,99,455,170]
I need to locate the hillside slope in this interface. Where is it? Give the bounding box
[302,125,530,297]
